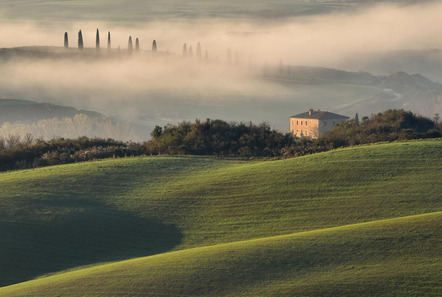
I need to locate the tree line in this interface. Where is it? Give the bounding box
[145,109,441,157]
[0,109,440,172]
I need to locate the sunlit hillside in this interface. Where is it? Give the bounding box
[0,139,440,295]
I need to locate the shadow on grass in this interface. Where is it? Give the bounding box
[0,199,182,287]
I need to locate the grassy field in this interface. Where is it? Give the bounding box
[1,212,440,296]
[0,139,440,294]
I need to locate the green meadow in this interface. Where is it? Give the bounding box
[0,139,441,295]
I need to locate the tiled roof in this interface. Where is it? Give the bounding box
[290,110,349,120]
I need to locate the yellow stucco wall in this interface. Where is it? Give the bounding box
[290,117,347,139]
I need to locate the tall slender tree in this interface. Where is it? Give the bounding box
[152,40,157,53]
[64,32,69,48]
[196,42,202,59]
[189,45,193,58]
[107,31,111,51]
[96,29,100,50]
[128,36,133,54]
[78,30,84,49]
[182,43,187,57]
[135,38,140,51]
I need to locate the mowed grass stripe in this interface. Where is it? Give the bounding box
[1,212,440,296]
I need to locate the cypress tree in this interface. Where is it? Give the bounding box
[107,31,111,50]
[355,113,360,125]
[135,38,140,51]
[96,29,100,50]
[182,43,187,57]
[64,32,69,48]
[128,36,133,54]
[78,30,84,49]
[188,45,193,58]
[196,42,202,59]
[152,40,157,53]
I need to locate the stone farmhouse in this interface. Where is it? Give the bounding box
[290,109,349,139]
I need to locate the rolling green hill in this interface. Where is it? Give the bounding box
[1,212,440,296]
[0,139,440,294]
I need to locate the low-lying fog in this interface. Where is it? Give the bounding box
[0,1,441,141]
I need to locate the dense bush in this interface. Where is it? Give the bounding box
[324,109,440,147]
[1,109,440,172]
[0,136,146,172]
[145,119,293,157]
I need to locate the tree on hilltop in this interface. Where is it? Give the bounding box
[64,32,69,48]
[78,30,84,49]
[182,43,187,57]
[96,29,100,50]
[128,36,133,54]
[189,45,193,58]
[107,31,111,50]
[135,38,140,51]
[196,42,202,59]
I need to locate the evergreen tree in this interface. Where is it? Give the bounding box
[135,38,140,51]
[189,45,193,58]
[64,32,69,48]
[128,36,133,54]
[152,40,157,52]
[263,62,269,75]
[107,31,111,50]
[78,30,84,49]
[355,113,359,125]
[182,43,187,57]
[196,42,202,59]
[96,29,100,50]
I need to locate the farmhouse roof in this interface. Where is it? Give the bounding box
[290,109,349,120]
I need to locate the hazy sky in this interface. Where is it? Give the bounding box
[0,1,441,139]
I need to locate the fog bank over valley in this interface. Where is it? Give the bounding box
[0,1,441,141]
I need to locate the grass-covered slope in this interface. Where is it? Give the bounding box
[0,139,440,288]
[1,212,440,296]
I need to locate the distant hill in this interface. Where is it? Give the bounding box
[265,65,442,118]
[0,99,102,124]
[0,139,440,295]
[0,99,138,141]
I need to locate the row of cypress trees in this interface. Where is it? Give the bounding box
[63,29,158,52]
